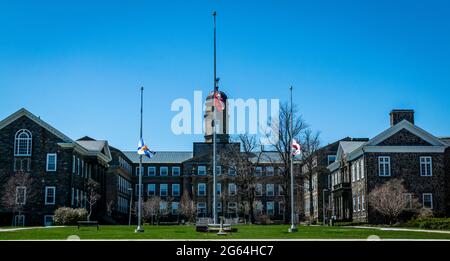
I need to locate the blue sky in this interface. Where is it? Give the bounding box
[1,0,449,151]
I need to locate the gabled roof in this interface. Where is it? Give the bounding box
[366,119,448,146]
[123,151,193,164]
[76,140,112,162]
[0,108,73,143]
[335,141,366,162]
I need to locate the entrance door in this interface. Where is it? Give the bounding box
[14,215,25,226]
[44,215,54,226]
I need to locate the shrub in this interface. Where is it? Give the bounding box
[403,217,450,230]
[255,215,274,225]
[54,207,88,225]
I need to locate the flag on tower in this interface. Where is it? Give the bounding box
[213,91,225,112]
[291,139,301,156]
[137,138,156,158]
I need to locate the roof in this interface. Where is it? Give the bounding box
[123,151,193,164]
[0,108,73,143]
[76,140,108,152]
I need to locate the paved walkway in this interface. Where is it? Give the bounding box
[349,226,450,234]
[0,226,65,232]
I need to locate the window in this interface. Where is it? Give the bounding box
[228,183,237,196]
[160,167,168,176]
[228,167,236,176]
[147,184,156,196]
[215,165,221,176]
[160,184,168,197]
[266,201,274,215]
[356,161,360,180]
[13,215,25,226]
[159,201,168,211]
[77,158,80,175]
[266,166,274,176]
[352,197,356,212]
[14,129,32,156]
[16,186,26,205]
[217,202,222,213]
[360,159,365,179]
[266,184,274,196]
[404,193,413,209]
[352,164,356,182]
[148,167,156,176]
[172,167,181,176]
[278,202,284,215]
[72,155,76,174]
[71,187,74,206]
[255,167,262,176]
[198,183,206,196]
[378,156,391,176]
[361,194,365,210]
[357,196,361,212]
[423,193,433,209]
[327,155,336,166]
[14,158,30,172]
[256,184,262,196]
[172,184,180,196]
[278,184,284,196]
[45,186,56,205]
[420,157,432,176]
[198,166,206,176]
[44,215,54,226]
[172,202,179,215]
[216,183,221,196]
[197,202,207,215]
[46,153,57,172]
[81,160,84,178]
[228,202,237,214]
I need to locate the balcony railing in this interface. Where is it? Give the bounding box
[333,182,351,191]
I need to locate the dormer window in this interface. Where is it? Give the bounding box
[14,129,32,156]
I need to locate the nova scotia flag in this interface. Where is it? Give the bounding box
[137,138,156,158]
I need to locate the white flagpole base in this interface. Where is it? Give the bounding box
[135,226,144,233]
[288,225,298,233]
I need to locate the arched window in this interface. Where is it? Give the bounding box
[14,129,32,156]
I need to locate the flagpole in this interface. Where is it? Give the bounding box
[212,11,217,225]
[136,86,144,233]
[288,85,297,233]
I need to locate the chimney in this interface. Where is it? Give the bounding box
[390,109,414,126]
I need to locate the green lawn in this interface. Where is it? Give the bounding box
[1,225,450,240]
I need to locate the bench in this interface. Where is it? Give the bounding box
[77,221,99,230]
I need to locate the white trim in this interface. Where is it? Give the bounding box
[46,153,57,172]
[366,120,448,147]
[45,186,56,205]
[172,166,181,176]
[197,183,206,196]
[159,184,168,197]
[0,108,73,142]
[147,183,156,196]
[147,166,156,176]
[420,156,433,177]
[422,193,433,209]
[266,184,274,196]
[378,156,391,177]
[14,129,32,156]
[160,166,169,176]
[172,183,180,197]
[15,186,27,205]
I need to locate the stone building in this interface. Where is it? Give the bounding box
[328,110,450,223]
[0,109,111,226]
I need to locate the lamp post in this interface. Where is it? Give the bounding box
[128,187,133,226]
[323,188,329,226]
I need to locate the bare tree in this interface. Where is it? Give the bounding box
[1,172,36,226]
[86,178,101,221]
[143,196,161,225]
[368,179,419,224]
[264,102,307,223]
[299,128,322,222]
[179,190,196,223]
[221,134,262,223]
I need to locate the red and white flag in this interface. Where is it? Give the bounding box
[292,139,301,156]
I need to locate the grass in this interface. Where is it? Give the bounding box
[1,225,450,240]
